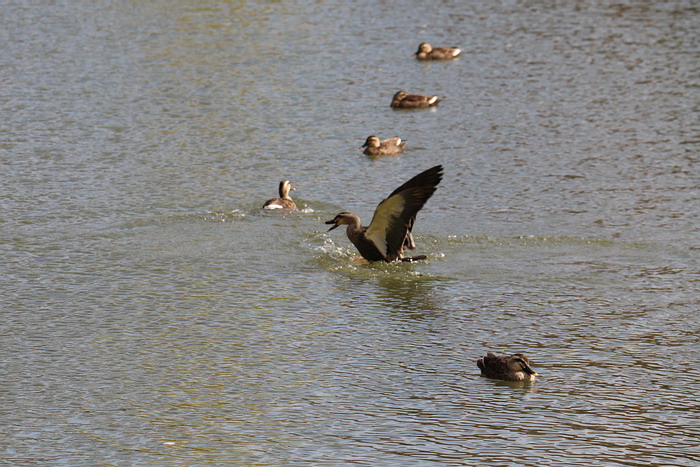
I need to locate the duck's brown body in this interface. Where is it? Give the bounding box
[477,352,539,381]
[360,136,407,156]
[262,180,296,210]
[332,214,387,261]
[415,42,461,60]
[391,90,444,109]
[325,165,443,262]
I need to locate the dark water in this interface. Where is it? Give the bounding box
[2,1,699,465]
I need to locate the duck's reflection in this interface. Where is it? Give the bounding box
[371,273,444,317]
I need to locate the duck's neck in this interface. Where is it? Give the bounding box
[343,214,364,239]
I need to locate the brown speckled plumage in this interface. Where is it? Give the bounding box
[262,180,296,210]
[360,135,408,156]
[391,90,444,109]
[477,352,539,381]
[415,42,462,60]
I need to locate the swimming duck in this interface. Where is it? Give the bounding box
[476,352,539,381]
[262,180,296,210]
[324,165,443,262]
[360,136,408,156]
[391,90,444,109]
[415,42,462,60]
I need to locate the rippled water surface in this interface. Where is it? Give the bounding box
[2,0,699,465]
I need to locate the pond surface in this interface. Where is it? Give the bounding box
[1,0,699,465]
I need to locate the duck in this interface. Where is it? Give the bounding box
[415,42,462,60]
[324,165,443,262]
[360,135,408,156]
[476,352,539,381]
[262,180,296,210]
[390,90,444,109]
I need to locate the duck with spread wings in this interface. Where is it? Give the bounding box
[324,165,443,262]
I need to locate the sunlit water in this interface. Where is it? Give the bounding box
[2,1,699,465]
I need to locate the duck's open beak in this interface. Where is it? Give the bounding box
[324,220,339,231]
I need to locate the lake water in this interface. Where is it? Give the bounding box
[2,0,699,465]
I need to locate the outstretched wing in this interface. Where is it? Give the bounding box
[364,165,443,261]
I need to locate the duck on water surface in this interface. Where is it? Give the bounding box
[262,180,297,210]
[324,165,443,262]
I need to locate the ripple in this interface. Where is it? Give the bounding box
[2,0,698,465]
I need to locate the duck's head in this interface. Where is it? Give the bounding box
[393,90,407,100]
[415,42,432,54]
[507,354,539,376]
[361,136,381,149]
[324,212,354,231]
[278,180,295,197]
